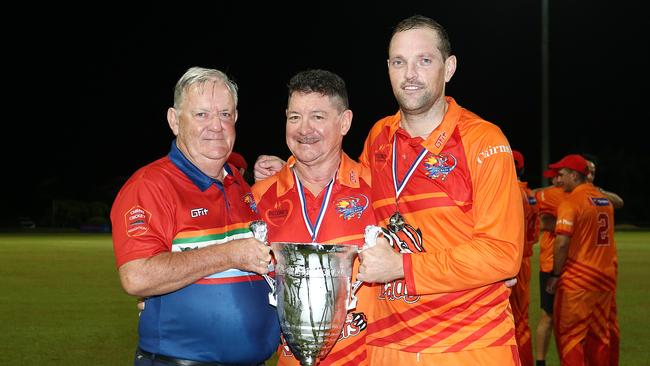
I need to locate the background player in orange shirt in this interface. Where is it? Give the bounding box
[510,150,539,366]
[534,168,567,366]
[584,156,623,365]
[545,154,618,366]
[533,156,623,366]
[584,157,624,209]
[252,69,375,366]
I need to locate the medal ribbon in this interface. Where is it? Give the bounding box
[293,168,336,242]
[392,134,428,201]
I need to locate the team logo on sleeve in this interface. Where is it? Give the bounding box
[124,205,151,237]
[423,152,457,180]
[334,195,369,220]
[242,193,257,213]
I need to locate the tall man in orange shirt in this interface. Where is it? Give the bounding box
[253,69,376,366]
[355,15,524,365]
[510,150,538,366]
[545,154,618,366]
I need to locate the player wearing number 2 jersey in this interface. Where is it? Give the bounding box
[545,154,617,366]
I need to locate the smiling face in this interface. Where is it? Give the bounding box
[285,91,351,167]
[388,27,456,115]
[167,80,238,175]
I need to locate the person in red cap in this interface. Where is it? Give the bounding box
[583,156,624,366]
[228,151,253,184]
[509,150,538,366]
[545,154,618,366]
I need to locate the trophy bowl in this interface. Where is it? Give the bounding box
[271,242,357,366]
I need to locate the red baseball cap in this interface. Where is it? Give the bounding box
[543,168,558,178]
[227,151,248,170]
[548,154,588,175]
[512,150,524,170]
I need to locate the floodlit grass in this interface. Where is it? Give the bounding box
[0,231,647,365]
[0,233,137,365]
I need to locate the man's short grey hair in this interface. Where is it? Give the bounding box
[173,67,239,109]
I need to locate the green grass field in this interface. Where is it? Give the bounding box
[0,231,648,365]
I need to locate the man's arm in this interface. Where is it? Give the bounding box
[253,155,286,182]
[539,213,556,233]
[546,234,570,294]
[599,187,624,209]
[119,237,271,297]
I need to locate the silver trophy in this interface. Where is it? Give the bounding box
[271,241,357,366]
[250,221,379,366]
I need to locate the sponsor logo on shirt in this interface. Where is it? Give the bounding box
[265,199,293,227]
[242,192,257,213]
[476,145,512,164]
[334,195,369,220]
[590,197,610,206]
[434,130,447,148]
[190,208,208,218]
[379,279,420,303]
[339,312,367,340]
[349,170,358,185]
[559,218,573,226]
[423,152,457,180]
[373,143,392,165]
[124,205,151,237]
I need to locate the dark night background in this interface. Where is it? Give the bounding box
[3,1,648,229]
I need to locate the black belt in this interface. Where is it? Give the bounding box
[136,348,245,366]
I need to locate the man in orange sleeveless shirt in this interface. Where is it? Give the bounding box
[510,150,539,366]
[356,15,524,365]
[545,154,618,366]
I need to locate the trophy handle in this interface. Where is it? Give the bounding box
[250,220,277,307]
[348,225,383,310]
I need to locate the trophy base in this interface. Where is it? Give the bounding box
[299,355,317,366]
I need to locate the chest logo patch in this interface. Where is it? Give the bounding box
[124,205,151,237]
[334,194,369,220]
[265,199,293,227]
[423,152,457,180]
[242,193,257,213]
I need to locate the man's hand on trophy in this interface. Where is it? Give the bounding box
[357,235,404,283]
[230,237,272,275]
